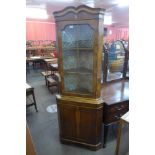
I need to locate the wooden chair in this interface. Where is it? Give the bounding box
[41,71,52,86]
[41,58,58,85]
[46,73,60,94]
[46,76,58,93]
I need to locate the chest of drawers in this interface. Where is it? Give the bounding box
[103,100,129,125]
[101,79,129,147]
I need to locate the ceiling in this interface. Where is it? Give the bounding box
[26,0,129,27]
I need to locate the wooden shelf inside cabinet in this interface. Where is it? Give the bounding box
[64,72,92,75]
[63,48,93,51]
[64,68,92,74]
[53,5,105,150]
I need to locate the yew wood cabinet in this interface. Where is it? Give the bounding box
[53,5,105,150]
[53,5,129,150]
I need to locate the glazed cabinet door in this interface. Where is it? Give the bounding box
[60,24,95,97]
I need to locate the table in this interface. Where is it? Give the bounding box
[26,56,55,69]
[101,79,129,147]
[26,46,55,57]
[26,56,53,62]
[26,83,38,112]
[44,58,57,63]
[27,46,54,50]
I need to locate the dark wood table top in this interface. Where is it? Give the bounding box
[101,79,129,105]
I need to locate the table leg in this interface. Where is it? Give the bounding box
[103,124,109,148]
[32,89,38,112]
[45,76,48,86]
[26,62,30,74]
[33,61,35,69]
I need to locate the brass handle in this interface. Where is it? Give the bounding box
[121,105,125,108]
[114,113,123,119]
[114,115,119,119]
[115,107,122,111]
[117,108,122,111]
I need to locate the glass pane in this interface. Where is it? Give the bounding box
[62,25,78,49]
[79,50,93,73]
[78,25,94,48]
[78,74,93,93]
[64,73,78,92]
[107,41,125,81]
[63,50,77,71]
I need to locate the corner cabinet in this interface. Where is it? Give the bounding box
[53,5,105,150]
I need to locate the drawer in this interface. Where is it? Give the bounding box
[103,100,129,124]
[108,102,129,113]
[103,109,129,124]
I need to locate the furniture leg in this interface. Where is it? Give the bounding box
[45,76,47,86]
[32,89,38,112]
[103,124,109,148]
[33,61,35,69]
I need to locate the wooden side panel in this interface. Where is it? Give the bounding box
[26,125,36,155]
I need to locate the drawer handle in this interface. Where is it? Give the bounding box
[119,114,123,117]
[117,108,122,111]
[115,107,122,111]
[114,116,119,119]
[121,105,125,108]
[114,114,123,119]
